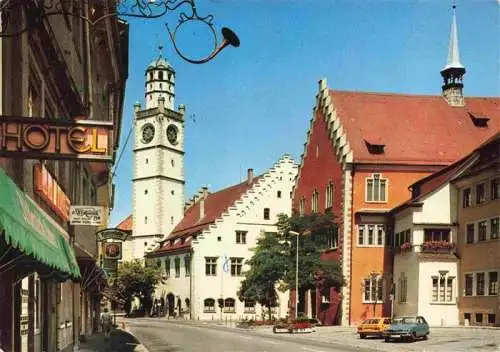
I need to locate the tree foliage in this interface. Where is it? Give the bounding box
[238,232,285,320]
[238,212,345,319]
[276,212,345,291]
[116,260,162,315]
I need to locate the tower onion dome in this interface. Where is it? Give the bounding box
[146,53,175,73]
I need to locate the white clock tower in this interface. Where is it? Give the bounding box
[131,49,185,260]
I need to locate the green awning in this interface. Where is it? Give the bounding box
[0,167,80,279]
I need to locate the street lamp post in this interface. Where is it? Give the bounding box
[289,231,300,319]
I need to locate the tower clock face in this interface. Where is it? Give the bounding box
[166,124,178,145]
[142,123,155,144]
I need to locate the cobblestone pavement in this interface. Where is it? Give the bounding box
[122,318,500,352]
[250,325,500,352]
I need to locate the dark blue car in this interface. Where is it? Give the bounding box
[383,316,429,342]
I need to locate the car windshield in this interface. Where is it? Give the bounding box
[394,317,417,324]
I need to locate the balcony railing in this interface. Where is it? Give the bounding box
[393,241,456,254]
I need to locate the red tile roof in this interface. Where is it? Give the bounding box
[116,215,132,232]
[390,132,499,214]
[330,90,499,164]
[146,176,262,257]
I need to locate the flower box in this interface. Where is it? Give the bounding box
[422,241,456,252]
[291,321,313,333]
[272,325,292,334]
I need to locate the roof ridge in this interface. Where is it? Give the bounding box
[330,89,499,100]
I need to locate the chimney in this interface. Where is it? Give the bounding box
[247,168,254,185]
[199,186,208,220]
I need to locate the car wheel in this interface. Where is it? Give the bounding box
[423,333,428,340]
[411,332,417,341]
[384,337,390,343]
[360,333,366,339]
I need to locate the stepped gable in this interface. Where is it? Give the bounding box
[148,175,263,256]
[329,90,499,165]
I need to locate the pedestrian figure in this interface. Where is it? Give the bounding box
[101,308,113,340]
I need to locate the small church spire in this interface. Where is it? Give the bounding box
[440,1,466,106]
[444,2,463,70]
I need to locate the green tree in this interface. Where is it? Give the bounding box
[239,212,344,320]
[276,212,344,295]
[116,260,162,316]
[238,232,287,320]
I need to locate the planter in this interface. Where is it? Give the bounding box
[273,326,292,334]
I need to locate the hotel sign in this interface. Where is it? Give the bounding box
[0,115,113,162]
[70,206,104,226]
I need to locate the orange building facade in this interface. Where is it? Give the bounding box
[292,76,498,326]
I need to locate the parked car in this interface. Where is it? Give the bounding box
[383,316,429,342]
[357,317,392,338]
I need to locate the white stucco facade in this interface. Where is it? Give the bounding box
[152,156,298,320]
[125,54,186,261]
[393,183,459,326]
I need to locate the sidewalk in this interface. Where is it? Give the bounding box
[79,329,148,352]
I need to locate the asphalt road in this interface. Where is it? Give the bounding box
[125,319,377,352]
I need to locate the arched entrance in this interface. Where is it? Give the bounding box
[166,293,175,318]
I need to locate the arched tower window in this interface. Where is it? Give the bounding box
[149,72,153,81]
[158,71,164,80]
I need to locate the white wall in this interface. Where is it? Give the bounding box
[418,261,459,326]
[155,156,298,320]
[413,184,455,225]
[393,253,419,317]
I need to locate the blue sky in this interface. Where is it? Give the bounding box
[110,0,499,226]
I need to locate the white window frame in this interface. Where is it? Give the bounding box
[299,197,306,215]
[464,270,498,297]
[488,271,498,296]
[236,230,247,244]
[431,274,455,304]
[358,224,385,247]
[465,216,499,244]
[462,187,472,208]
[230,257,244,277]
[365,173,388,203]
[398,273,407,303]
[174,257,181,277]
[362,275,384,303]
[205,257,217,276]
[325,181,334,209]
[327,227,338,250]
[311,189,319,213]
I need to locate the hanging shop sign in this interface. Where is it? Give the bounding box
[70,205,104,226]
[103,258,118,278]
[34,163,71,222]
[96,228,130,242]
[0,115,113,162]
[104,242,122,260]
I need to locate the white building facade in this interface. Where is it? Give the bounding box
[147,156,298,320]
[392,182,460,326]
[124,52,186,260]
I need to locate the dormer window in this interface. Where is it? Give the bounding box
[364,140,385,154]
[468,112,489,127]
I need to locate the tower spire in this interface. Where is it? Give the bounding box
[440,1,466,107]
[444,2,463,70]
